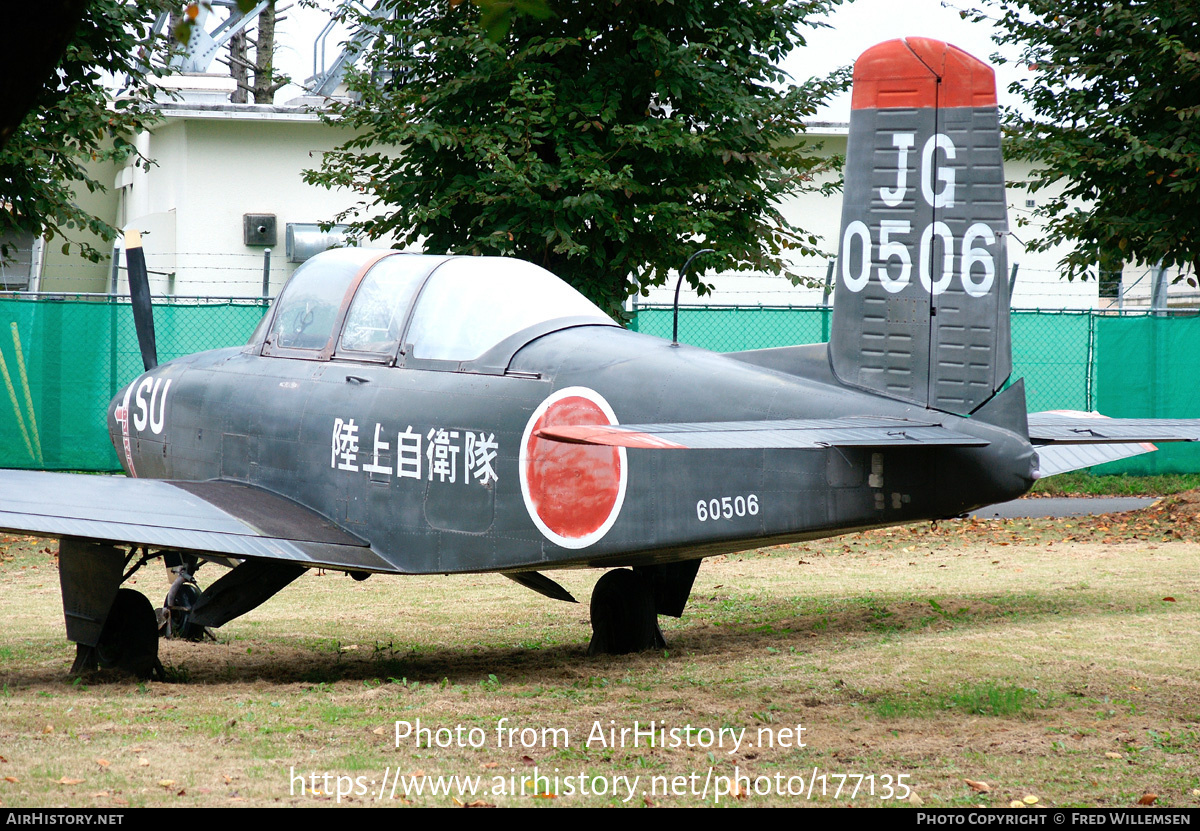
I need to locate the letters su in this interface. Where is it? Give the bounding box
[132,377,171,435]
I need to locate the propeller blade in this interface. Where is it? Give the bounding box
[124,228,158,371]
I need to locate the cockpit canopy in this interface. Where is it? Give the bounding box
[254,250,616,372]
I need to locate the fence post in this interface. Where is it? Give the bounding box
[261,248,272,299]
[1085,309,1096,412]
[109,253,120,296]
[1151,263,1168,316]
[821,259,834,342]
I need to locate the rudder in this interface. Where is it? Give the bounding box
[829,38,1011,416]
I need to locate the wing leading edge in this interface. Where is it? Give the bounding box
[537,411,1200,480]
[536,416,989,450]
[0,470,395,573]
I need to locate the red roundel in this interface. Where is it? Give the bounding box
[520,387,628,549]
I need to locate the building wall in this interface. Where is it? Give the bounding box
[37,109,1131,311]
[121,107,392,298]
[37,155,122,293]
[37,104,398,298]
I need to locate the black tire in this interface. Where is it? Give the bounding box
[587,569,666,655]
[96,589,165,680]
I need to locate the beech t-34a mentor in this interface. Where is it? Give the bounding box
[3,37,1199,679]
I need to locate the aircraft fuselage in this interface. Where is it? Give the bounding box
[108,324,1037,576]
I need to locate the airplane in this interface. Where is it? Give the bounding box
[3,36,1199,680]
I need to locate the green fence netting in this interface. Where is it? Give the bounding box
[635,306,1095,413]
[0,296,268,471]
[1091,314,1200,475]
[2,297,1197,474]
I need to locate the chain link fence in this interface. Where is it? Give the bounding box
[0,295,1196,474]
[634,306,1096,413]
[0,294,268,471]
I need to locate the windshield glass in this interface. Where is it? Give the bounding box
[266,248,378,351]
[338,255,430,356]
[407,258,614,362]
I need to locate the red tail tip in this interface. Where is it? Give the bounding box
[851,37,997,110]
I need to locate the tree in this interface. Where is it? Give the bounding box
[0,0,164,263]
[306,0,847,315]
[973,1,1200,282]
[227,3,292,105]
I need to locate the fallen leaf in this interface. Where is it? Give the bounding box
[643,796,656,807]
[521,756,535,766]
[480,762,498,770]
[1105,751,1122,759]
[964,779,990,793]
[1010,800,1025,808]
[372,727,384,736]
[532,792,557,799]
[1163,597,1176,602]
[138,758,150,767]
[1138,794,1158,806]
[158,780,176,788]
[90,792,108,798]
[223,775,233,785]
[42,724,54,734]
[57,777,84,785]
[464,799,495,808]
[4,777,18,784]
[1023,795,1039,805]
[175,788,186,797]
[95,759,110,768]
[908,792,923,806]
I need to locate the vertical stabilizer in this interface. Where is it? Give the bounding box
[830,38,1011,416]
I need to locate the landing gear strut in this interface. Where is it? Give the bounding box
[158,558,209,641]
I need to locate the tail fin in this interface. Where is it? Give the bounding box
[829,38,1011,416]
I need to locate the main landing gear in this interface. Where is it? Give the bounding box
[587,561,701,656]
[58,537,306,682]
[92,588,165,681]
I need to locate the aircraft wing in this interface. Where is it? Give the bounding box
[0,470,394,573]
[536,416,989,450]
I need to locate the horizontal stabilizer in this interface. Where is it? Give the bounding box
[0,471,394,573]
[537,416,989,450]
[1033,443,1157,479]
[1028,411,1200,444]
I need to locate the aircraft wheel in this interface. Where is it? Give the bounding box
[587,569,666,656]
[162,583,206,641]
[96,589,165,681]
